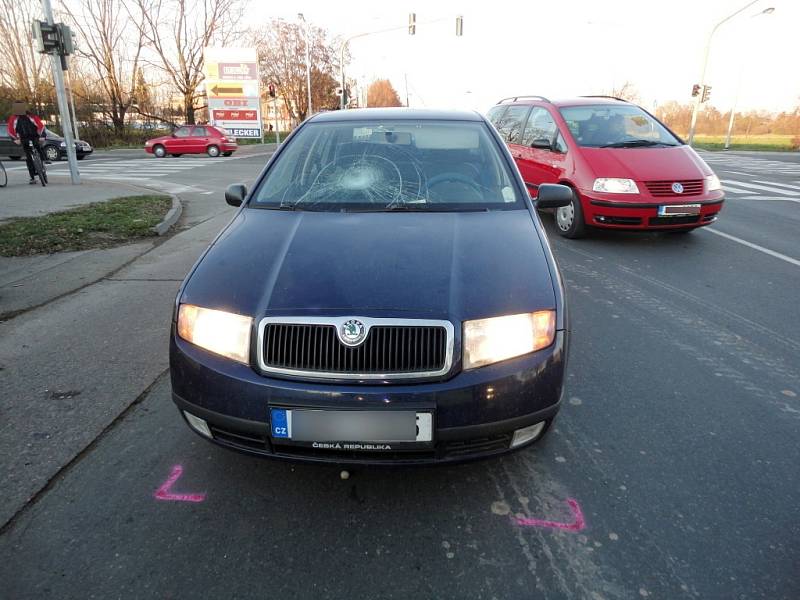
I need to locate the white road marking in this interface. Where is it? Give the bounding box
[739,195,800,204]
[753,180,800,191]
[704,228,800,267]
[722,184,752,194]
[722,180,800,196]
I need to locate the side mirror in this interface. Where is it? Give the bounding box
[535,183,573,209]
[225,183,247,207]
[530,138,552,150]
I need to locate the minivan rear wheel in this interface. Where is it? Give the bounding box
[555,190,586,238]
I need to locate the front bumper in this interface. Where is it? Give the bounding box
[170,330,567,465]
[579,189,725,230]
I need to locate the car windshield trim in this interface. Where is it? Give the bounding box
[250,119,525,212]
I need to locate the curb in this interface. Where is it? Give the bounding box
[153,194,182,236]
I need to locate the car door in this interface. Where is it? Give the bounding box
[0,124,20,158]
[191,126,209,153]
[518,107,568,190]
[167,127,192,154]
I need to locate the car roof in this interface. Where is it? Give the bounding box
[309,107,483,123]
[497,96,632,108]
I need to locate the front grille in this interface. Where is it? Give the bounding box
[261,321,449,378]
[645,180,704,197]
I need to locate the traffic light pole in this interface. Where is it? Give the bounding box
[687,0,759,145]
[42,0,80,184]
[339,15,463,110]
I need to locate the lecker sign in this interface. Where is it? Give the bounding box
[203,47,262,139]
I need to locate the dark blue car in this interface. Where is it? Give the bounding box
[170,108,572,464]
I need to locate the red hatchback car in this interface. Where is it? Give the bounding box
[487,96,724,237]
[144,124,237,158]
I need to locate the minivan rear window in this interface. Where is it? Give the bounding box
[560,105,680,148]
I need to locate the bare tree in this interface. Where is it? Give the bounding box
[132,0,244,124]
[367,79,402,108]
[254,20,341,124]
[608,81,640,103]
[63,0,146,133]
[0,0,52,107]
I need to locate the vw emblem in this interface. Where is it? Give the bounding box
[340,319,367,346]
[671,182,684,194]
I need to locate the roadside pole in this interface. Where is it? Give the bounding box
[41,0,80,184]
[273,97,280,145]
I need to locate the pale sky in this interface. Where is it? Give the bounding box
[254,0,799,115]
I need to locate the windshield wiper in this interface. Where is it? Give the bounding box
[601,140,678,148]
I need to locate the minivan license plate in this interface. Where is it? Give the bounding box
[658,204,701,216]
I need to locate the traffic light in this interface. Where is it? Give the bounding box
[701,85,711,103]
[56,24,74,55]
[268,83,276,98]
[456,16,463,36]
[691,84,700,97]
[409,13,416,35]
[32,20,59,53]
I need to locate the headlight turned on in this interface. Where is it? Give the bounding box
[592,178,639,194]
[463,311,556,370]
[705,174,722,191]
[177,304,252,364]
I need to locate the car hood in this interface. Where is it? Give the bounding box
[580,145,713,182]
[147,135,172,144]
[181,209,556,322]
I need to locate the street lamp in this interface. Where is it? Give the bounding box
[723,7,775,150]
[687,0,762,144]
[297,13,312,118]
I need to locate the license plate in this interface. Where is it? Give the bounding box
[270,408,433,446]
[658,204,701,216]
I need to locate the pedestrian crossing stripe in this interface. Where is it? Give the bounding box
[752,180,800,191]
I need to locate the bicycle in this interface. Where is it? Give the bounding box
[0,157,6,188]
[23,139,47,186]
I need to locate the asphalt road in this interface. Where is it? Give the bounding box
[1,148,798,599]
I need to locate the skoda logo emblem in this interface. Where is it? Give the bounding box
[340,319,367,346]
[671,182,684,194]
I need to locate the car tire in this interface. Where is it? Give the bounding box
[207,145,220,157]
[153,144,166,158]
[44,146,60,162]
[171,154,182,157]
[554,188,587,239]
[77,155,85,161]
[9,156,21,161]
[222,152,233,157]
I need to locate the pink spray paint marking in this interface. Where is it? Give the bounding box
[512,498,585,532]
[154,465,206,503]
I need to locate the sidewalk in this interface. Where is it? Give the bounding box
[0,168,153,223]
[0,172,170,319]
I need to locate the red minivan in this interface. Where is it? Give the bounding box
[487,96,724,237]
[144,124,238,158]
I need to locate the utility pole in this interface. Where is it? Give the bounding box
[41,0,80,184]
[404,73,409,107]
[298,13,312,118]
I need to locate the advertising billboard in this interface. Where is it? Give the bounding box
[203,47,262,139]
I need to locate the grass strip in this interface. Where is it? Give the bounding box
[0,195,172,256]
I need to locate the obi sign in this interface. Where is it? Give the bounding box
[203,47,262,138]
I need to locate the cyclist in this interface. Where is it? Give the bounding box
[7,102,47,185]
